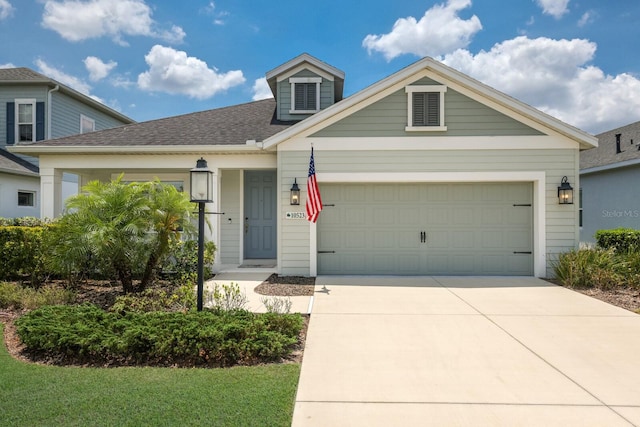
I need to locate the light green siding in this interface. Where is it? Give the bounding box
[220,169,241,264]
[278,148,578,277]
[277,69,336,122]
[312,77,543,138]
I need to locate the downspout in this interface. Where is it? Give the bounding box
[47,85,60,139]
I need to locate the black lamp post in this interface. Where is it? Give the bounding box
[190,158,213,311]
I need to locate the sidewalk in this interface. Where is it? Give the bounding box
[205,272,314,314]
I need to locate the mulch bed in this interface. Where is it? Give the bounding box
[1,275,314,367]
[254,274,315,296]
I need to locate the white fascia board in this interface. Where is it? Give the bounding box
[280,136,578,151]
[277,65,334,82]
[581,158,640,175]
[264,57,597,150]
[8,144,265,155]
[0,168,39,177]
[424,62,597,149]
[266,53,345,81]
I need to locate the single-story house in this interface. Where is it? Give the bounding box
[10,54,597,277]
[580,120,640,243]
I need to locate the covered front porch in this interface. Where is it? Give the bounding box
[37,150,279,273]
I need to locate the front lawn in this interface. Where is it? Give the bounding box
[0,323,300,426]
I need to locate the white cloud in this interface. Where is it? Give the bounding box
[535,0,570,19]
[137,45,245,99]
[578,11,595,27]
[84,56,117,81]
[363,0,482,61]
[41,0,185,45]
[252,78,273,101]
[0,0,14,20]
[442,36,640,133]
[35,59,92,95]
[0,62,15,69]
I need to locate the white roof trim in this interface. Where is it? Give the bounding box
[8,145,266,155]
[266,53,345,81]
[581,157,640,175]
[263,57,597,150]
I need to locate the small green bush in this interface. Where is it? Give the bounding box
[110,284,196,314]
[164,239,216,286]
[0,282,76,310]
[595,228,640,252]
[16,304,303,367]
[553,248,622,289]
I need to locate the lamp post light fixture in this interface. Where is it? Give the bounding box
[557,176,574,205]
[290,178,300,205]
[190,158,213,311]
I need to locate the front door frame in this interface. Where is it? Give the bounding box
[243,169,277,260]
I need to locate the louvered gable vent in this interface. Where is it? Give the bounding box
[294,83,317,111]
[412,92,440,127]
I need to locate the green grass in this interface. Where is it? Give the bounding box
[0,324,300,427]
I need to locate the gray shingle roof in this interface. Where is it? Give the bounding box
[0,67,51,82]
[18,98,294,148]
[0,149,39,176]
[581,120,640,170]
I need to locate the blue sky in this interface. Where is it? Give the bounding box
[1,0,639,134]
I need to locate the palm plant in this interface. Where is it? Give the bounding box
[54,176,195,293]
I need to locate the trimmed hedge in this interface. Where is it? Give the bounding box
[0,226,47,283]
[15,304,303,367]
[595,228,640,252]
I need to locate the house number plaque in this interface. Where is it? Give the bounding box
[286,212,306,220]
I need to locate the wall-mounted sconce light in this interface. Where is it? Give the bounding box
[558,176,574,205]
[290,178,300,205]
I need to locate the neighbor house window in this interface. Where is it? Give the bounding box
[405,85,447,131]
[16,99,36,142]
[18,191,35,207]
[80,115,95,134]
[289,77,321,114]
[579,188,583,227]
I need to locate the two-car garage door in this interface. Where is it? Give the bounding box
[317,182,533,275]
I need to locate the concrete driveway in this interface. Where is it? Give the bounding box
[292,277,640,426]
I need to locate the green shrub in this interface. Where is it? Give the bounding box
[0,226,48,284]
[208,282,248,311]
[16,305,303,366]
[110,284,196,314]
[0,217,50,227]
[553,248,622,289]
[595,228,640,252]
[164,239,216,286]
[0,282,76,310]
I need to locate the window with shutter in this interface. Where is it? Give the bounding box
[13,99,37,142]
[405,85,447,131]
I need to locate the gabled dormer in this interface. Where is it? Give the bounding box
[266,53,345,121]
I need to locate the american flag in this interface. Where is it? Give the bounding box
[306,147,323,223]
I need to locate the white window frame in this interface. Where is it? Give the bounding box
[289,77,322,114]
[15,98,36,143]
[17,190,36,207]
[80,114,96,134]
[405,85,447,132]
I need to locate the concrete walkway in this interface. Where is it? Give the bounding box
[205,272,313,314]
[292,276,640,426]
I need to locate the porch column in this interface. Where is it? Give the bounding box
[40,168,63,219]
[208,167,220,269]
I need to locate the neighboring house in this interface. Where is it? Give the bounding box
[11,54,596,277]
[0,67,134,218]
[580,120,640,243]
[0,148,40,218]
